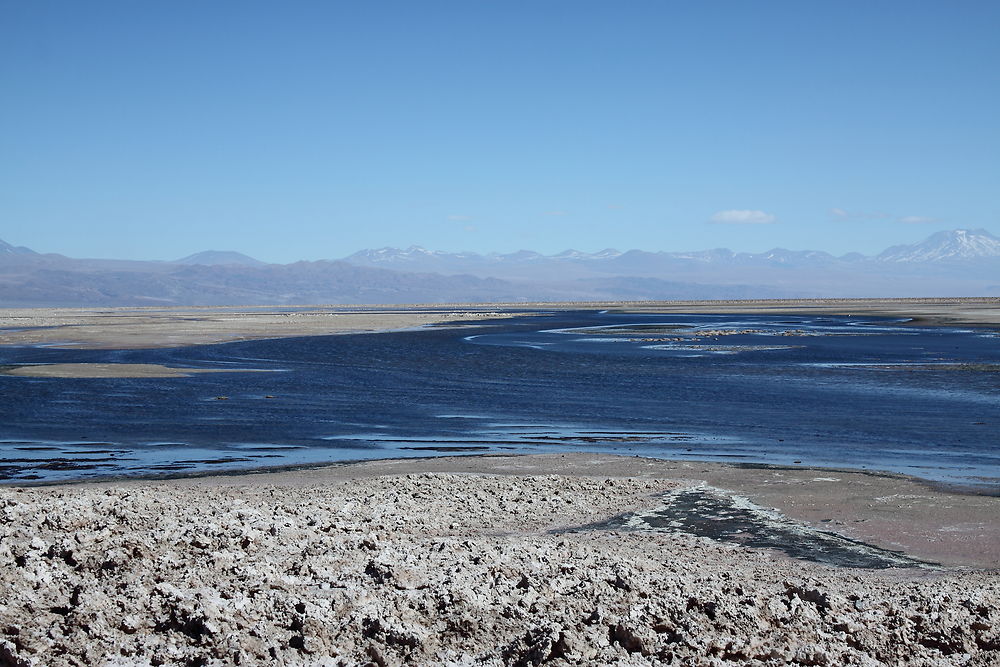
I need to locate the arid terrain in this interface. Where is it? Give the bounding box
[1,453,998,666]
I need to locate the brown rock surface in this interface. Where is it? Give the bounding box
[1,465,997,666]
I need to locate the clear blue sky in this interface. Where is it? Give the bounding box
[2,1,998,263]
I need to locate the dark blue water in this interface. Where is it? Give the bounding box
[1,311,998,490]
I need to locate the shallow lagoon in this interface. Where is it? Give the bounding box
[1,311,998,490]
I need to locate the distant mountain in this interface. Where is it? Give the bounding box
[876,229,1000,262]
[552,248,623,260]
[0,238,37,256]
[345,245,625,274]
[345,244,839,275]
[0,259,522,307]
[173,250,265,266]
[343,230,1000,274]
[347,245,480,265]
[1,229,996,307]
[343,245,667,272]
[339,229,1000,299]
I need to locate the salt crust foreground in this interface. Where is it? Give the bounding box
[1,473,997,666]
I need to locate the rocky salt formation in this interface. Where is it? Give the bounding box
[0,472,997,666]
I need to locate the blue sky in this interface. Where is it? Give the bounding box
[2,1,998,263]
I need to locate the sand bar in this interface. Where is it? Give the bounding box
[0,363,273,378]
[1,453,997,666]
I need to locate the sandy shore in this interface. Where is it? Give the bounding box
[1,453,997,666]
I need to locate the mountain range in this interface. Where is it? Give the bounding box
[0,229,997,307]
[346,228,1000,272]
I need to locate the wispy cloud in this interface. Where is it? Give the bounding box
[709,209,776,225]
[897,215,940,224]
[543,210,568,216]
[447,214,474,222]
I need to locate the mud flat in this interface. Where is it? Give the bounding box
[1,453,997,666]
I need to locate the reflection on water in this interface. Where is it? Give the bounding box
[0,311,998,490]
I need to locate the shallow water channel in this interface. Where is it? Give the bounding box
[1,311,998,490]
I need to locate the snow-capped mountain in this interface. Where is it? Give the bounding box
[343,230,1000,273]
[551,248,623,260]
[346,245,470,264]
[877,229,1000,262]
[756,249,837,264]
[346,245,622,265]
[335,229,999,298]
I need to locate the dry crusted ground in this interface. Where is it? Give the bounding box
[1,473,997,666]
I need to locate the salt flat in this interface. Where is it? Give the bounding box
[2,454,998,666]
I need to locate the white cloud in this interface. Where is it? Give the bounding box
[830,208,850,218]
[448,214,473,222]
[897,215,940,224]
[543,210,568,216]
[709,209,777,225]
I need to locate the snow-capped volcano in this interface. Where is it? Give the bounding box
[877,229,1000,262]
